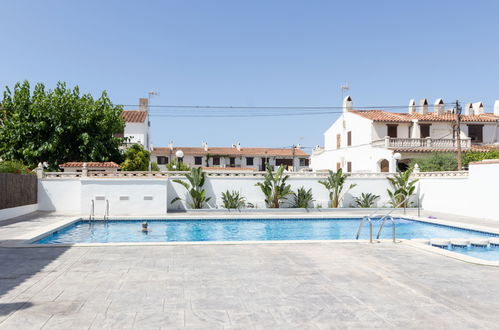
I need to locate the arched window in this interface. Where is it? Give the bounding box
[379,159,389,173]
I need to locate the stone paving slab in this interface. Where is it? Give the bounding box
[0,243,499,328]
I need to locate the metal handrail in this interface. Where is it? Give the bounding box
[89,200,95,220]
[104,200,109,220]
[355,216,374,243]
[376,215,396,243]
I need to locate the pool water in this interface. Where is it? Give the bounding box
[34,218,499,244]
[436,244,499,261]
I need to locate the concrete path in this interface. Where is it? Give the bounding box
[1,242,499,329]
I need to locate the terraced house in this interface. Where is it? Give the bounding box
[151,143,310,171]
[311,96,499,172]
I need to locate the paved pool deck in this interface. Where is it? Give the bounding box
[1,211,499,329]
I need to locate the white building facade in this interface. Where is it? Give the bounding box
[311,96,499,172]
[120,98,151,150]
[151,143,310,172]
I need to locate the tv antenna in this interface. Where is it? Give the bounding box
[340,84,350,100]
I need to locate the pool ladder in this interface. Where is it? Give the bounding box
[104,200,109,221]
[356,214,396,243]
[89,200,95,220]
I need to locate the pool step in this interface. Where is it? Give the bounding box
[470,239,489,247]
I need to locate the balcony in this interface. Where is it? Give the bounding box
[372,137,472,150]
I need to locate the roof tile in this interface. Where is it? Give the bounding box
[121,111,147,123]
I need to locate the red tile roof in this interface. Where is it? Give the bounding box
[350,110,499,123]
[121,110,147,123]
[153,147,309,157]
[59,162,120,168]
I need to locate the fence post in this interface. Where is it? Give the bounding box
[36,163,44,179]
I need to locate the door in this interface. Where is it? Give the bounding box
[380,159,389,172]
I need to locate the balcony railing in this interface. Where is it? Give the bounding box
[372,137,472,150]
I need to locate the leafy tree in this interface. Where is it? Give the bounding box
[291,187,315,208]
[171,167,211,209]
[353,192,379,208]
[463,151,499,167]
[319,169,356,208]
[387,167,418,208]
[0,81,125,169]
[221,190,246,209]
[255,164,293,208]
[409,152,457,172]
[120,144,150,171]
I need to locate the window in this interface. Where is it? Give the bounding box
[347,162,352,173]
[420,124,431,138]
[336,134,341,148]
[212,157,220,166]
[347,131,352,146]
[194,156,203,165]
[157,156,168,165]
[229,157,236,167]
[246,157,254,166]
[299,158,309,166]
[467,125,483,142]
[336,162,341,171]
[387,124,398,138]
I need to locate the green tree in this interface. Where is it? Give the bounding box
[120,144,150,171]
[255,164,293,208]
[171,167,211,209]
[409,153,457,172]
[319,169,356,208]
[0,81,125,170]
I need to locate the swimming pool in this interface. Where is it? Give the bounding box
[33,218,499,244]
[433,243,499,261]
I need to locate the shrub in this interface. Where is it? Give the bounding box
[151,162,160,171]
[409,152,457,172]
[165,160,190,171]
[171,167,211,209]
[463,151,499,167]
[0,161,32,174]
[255,164,293,208]
[387,167,418,208]
[353,193,380,208]
[120,144,150,171]
[221,190,246,209]
[291,187,315,208]
[318,169,356,208]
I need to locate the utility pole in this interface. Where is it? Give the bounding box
[455,100,463,170]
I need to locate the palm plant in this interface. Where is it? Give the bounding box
[291,187,315,208]
[221,190,246,209]
[255,164,293,208]
[387,167,418,208]
[354,192,380,208]
[319,169,357,208]
[171,167,211,209]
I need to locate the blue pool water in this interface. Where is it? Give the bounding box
[34,218,499,244]
[436,245,499,261]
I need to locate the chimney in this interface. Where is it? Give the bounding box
[434,98,444,115]
[236,142,241,151]
[139,98,148,111]
[419,99,428,115]
[202,142,208,151]
[408,99,416,114]
[168,141,174,150]
[472,102,484,115]
[464,103,474,116]
[494,100,499,116]
[342,96,353,112]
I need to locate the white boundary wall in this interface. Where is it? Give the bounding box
[36,162,499,221]
[0,204,38,221]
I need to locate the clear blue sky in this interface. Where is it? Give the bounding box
[1,0,499,151]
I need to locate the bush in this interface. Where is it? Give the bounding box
[221,190,246,209]
[409,152,457,172]
[463,151,499,167]
[0,161,32,174]
[291,187,314,208]
[151,162,160,171]
[353,193,379,208]
[165,160,190,171]
[120,144,150,171]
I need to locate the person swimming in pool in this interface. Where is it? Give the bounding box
[141,221,149,233]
